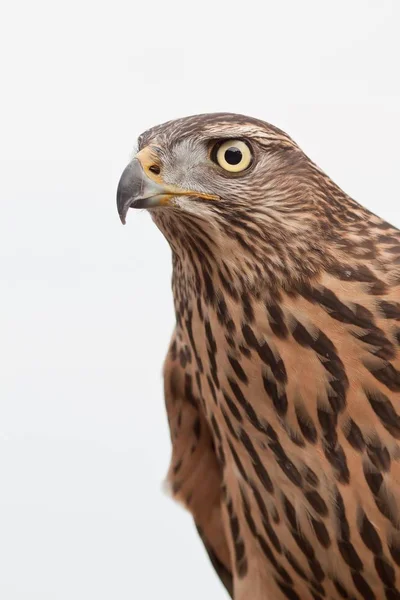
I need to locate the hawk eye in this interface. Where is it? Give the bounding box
[213,139,252,173]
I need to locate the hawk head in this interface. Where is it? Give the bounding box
[117,113,367,289]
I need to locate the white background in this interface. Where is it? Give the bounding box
[1,1,400,598]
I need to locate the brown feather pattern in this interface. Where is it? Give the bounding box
[132,113,400,599]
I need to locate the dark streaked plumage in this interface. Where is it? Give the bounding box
[117,113,400,599]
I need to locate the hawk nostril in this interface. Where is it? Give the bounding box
[149,164,161,175]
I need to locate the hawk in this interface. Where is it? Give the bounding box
[117,113,400,600]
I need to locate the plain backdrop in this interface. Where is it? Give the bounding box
[1,1,400,598]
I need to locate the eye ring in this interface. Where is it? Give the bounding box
[211,139,253,173]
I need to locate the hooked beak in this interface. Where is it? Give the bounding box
[117,159,170,224]
[116,148,219,224]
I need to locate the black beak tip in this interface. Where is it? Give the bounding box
[117,196,127,224]
[117,180,133,225]
[116,196,127,224]
[117,160,143,225]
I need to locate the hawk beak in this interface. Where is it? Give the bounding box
[116,149,219,224]
[116,158,172,224]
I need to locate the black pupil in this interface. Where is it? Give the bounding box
[224,147,242,165]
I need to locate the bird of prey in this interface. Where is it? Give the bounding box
[117,113,400,600]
